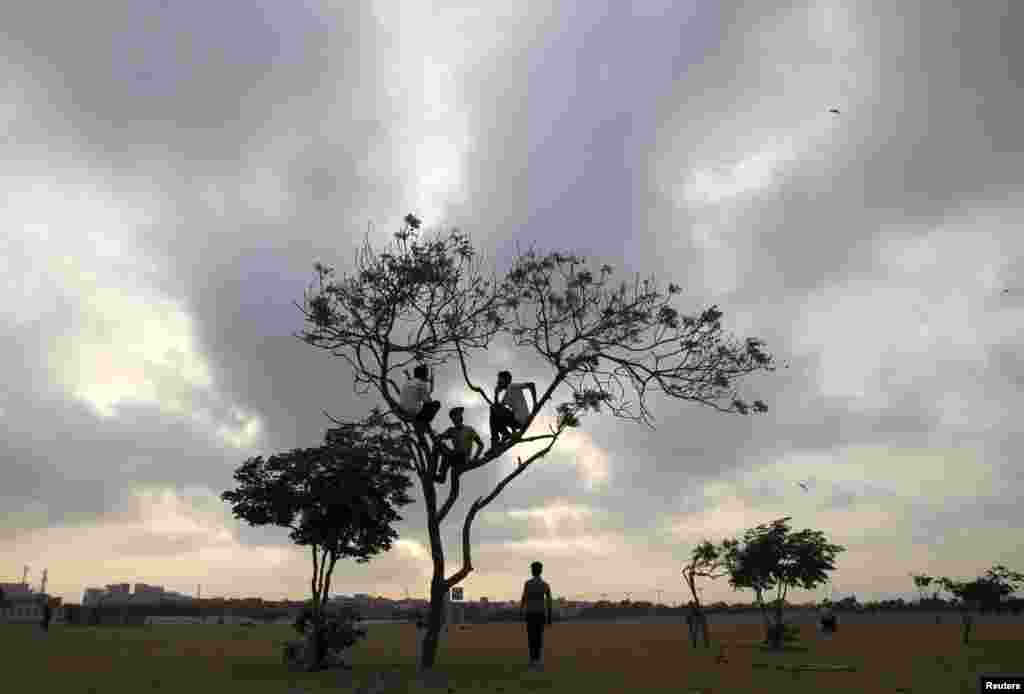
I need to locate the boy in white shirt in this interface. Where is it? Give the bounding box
[489,371,537,450]
[399,364,441,430]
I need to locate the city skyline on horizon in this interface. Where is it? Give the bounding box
[5,571,961,607]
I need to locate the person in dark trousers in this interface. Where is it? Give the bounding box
[399,365,441,430]
[435,407,483,484]
[819,603,837,635]
[520,561,552,669]
[490,371,537,450]
[40,598,52,633]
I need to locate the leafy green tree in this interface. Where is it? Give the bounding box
[221,416,413,670]
[910,572,934,605]
[295,214,782,671]
[722,517,845,649]
[933,565,1024,645]
[681,540,729,648]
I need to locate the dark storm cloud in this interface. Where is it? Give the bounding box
[2,0,337,167]
[3,0,1022,603]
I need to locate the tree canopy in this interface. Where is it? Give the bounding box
[293,215,783,670]
[722,517,845,648]
[934,565,1024,611]
[682,540,729,609]
[221,414,414,626]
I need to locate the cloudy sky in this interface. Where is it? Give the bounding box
[2,0,1022,607]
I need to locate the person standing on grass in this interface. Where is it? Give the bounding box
[520,561,553,669]
[40,597,51,633]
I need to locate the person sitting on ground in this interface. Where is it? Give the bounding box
[399,364,441,431]
[820,603,837,633]
[489,370,537,450]
[435,407,483,484]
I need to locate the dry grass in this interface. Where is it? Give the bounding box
[5,618,1022,693]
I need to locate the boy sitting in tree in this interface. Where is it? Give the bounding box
[489,370,537,451]
[399,364,441,431]
[435,407,483,484]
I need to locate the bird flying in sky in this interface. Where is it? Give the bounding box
[829,108,841,114]
[798,481,810,491]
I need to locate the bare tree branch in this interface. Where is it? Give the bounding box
[447,434,562,589]
[293,215,782,671]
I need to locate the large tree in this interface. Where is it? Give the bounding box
[295,214,782,671]
[221,415,413,670]
[681,540,729,648]
[932,565,1024,645]
[722,517,845,649]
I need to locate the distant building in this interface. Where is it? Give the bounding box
[106,583,130,595]
[83,588,107,606]
[0,583,32,599]
[0,585,61,624]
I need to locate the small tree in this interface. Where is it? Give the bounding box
[681,540,729,648]
[910,572,934,606]
[933,565,1024,646]
[296,215,782,671]
[722,517,845,649]
[221,415,414,670]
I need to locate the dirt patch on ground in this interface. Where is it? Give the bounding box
[43,653,120,675]
[30,620,1023,692]
[354,620,1022,692]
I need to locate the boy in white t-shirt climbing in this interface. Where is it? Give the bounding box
[399,364,441,430]
[489,370,537,450]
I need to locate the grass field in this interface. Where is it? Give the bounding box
[5,619,1022,693]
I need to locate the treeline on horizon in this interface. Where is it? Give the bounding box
[59,594,1024,623]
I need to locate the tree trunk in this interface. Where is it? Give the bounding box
[960,608,972,646]
[773,599,785,649]
[295,613,327,672]
[419,573,447,671]
[755,590,773,646]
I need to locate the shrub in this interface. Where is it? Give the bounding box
[286,605,368,671]
[765,622,801,645]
